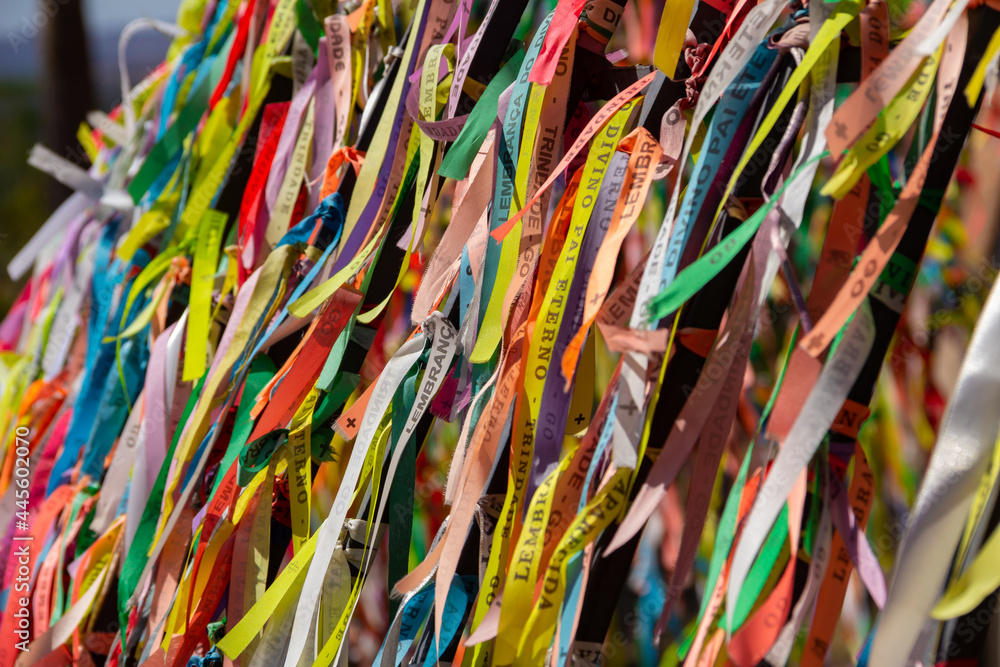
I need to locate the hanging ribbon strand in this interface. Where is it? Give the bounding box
[5,0,1000,665]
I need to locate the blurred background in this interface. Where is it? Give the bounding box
[0,0,175,313]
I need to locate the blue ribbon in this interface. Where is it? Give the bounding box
[278,193,347,250]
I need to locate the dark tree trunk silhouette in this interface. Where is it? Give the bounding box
[39,0,94,207]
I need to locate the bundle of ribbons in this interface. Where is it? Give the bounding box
[7,0,1000,664]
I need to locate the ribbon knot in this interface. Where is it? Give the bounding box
[277,193,347,249]
[168,256,192,284]
[680,42,712,110]
[318,146,367,199]
[383,45,406,65]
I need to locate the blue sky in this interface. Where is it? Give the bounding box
[0,0,176,35]
[1,0,177,92]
